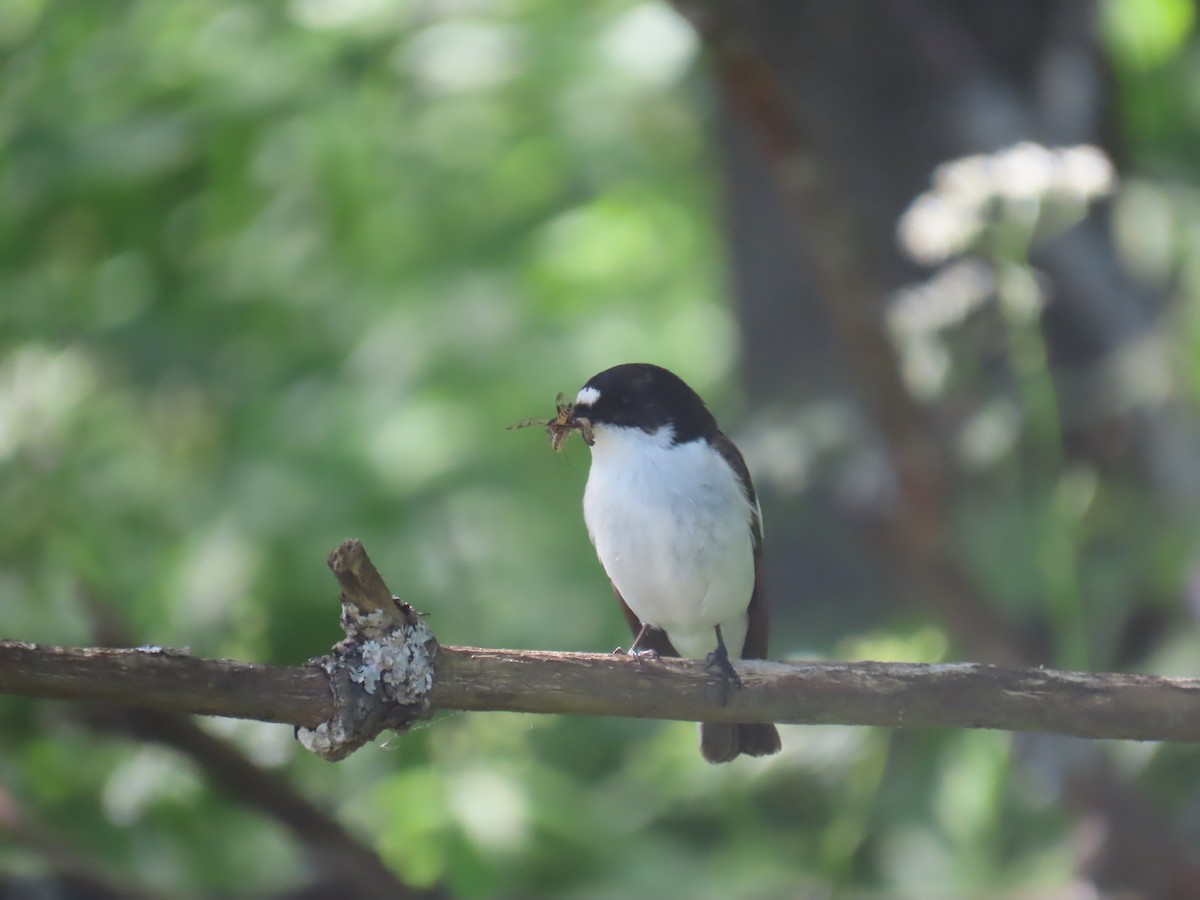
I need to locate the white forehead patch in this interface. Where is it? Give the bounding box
[575,386,601,407]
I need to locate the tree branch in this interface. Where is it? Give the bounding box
[4,639,1200,744]
[0,643,331,726]
[4,542,1198,751]
[0,782,160,900]
[74,706,440,900]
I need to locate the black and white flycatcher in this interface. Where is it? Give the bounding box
[567,363,782,763]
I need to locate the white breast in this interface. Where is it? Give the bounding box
[582,424,756,660]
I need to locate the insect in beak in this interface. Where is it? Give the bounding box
[508,392,594,451]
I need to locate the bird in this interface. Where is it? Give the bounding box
[566,363,781,763]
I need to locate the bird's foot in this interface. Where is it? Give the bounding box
[705,639,743,704]
[612,645,659,663]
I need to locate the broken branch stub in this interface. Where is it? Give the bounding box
[296,540,437,761]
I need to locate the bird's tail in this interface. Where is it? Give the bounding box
[699,722,782,764]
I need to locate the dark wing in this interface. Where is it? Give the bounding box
[612,583,679,656]
[709,431,769,660]
[741,559,770,660]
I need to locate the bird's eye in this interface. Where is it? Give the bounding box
[619,394,634,408]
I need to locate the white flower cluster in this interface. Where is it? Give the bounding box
[886,143,1116,412]
[885,260,996,400]
[897,143,1116,265]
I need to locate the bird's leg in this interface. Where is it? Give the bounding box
[705,625,743,701]
[614,622,660,660]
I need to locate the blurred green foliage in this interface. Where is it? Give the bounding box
[4,0,1200,897]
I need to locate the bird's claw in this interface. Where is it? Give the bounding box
[614,646,659,663]
[705,643,743,703]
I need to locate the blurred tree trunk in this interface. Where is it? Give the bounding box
[715,1,1200,893]
[718,0,1191,647]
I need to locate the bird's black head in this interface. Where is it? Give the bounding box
[569,363,717,445]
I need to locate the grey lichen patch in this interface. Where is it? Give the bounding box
[295,715,348,758]
[349,619,436,701]
[297,602,437,762]
[341,605,390,637]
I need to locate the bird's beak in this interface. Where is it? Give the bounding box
[566,409,596,446]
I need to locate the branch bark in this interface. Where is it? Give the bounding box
[5,639,1200,744]
[0,643,331,726]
